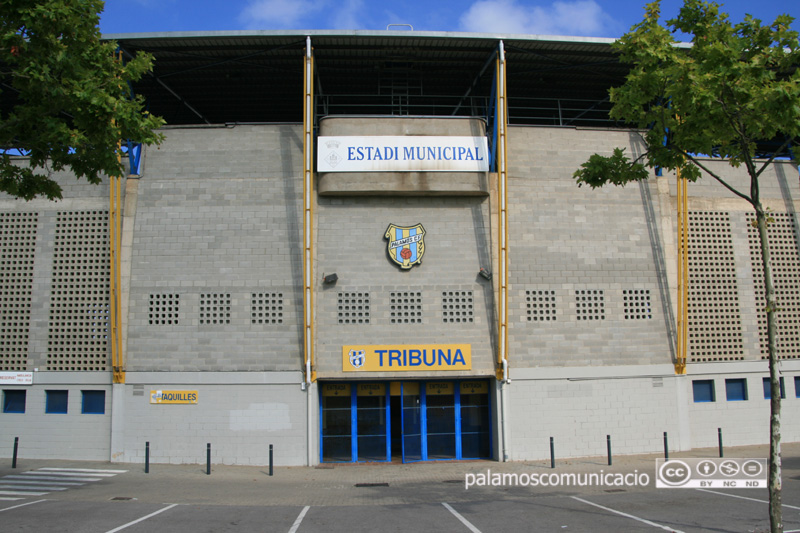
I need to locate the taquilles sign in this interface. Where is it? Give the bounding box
[318,136,489,173]
[150,390,198,404]
[343,345,471,372]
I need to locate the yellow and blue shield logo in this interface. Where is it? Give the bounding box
[385,223,426,269]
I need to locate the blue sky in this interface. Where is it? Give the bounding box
[100,0,799,39]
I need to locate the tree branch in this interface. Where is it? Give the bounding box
[755,137,796,178]
[677,149,755,205]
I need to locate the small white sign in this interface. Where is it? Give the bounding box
[318,136,489,173]
[0,372,33,385]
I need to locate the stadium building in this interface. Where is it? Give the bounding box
[1,30,798,466]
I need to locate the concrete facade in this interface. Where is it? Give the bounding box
[1,119,798,466]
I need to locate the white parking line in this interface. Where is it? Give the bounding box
[0,490,48,497]
[0,500,47,512]
[38,468,127,474]
[571,496,685,533]
[695,488,800,511]
[0,485,67,491]
[288,506,310,533]
[3,476,82,485]
[6,475,102,482]
[104,503,179,533]
[23,472,110,479]
[0,479,80,486]
[442,502,482,533]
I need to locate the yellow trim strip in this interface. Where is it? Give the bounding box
[496,44,509,381]
[110,50,125,384]
[303,38,316,383]
[110,155,124,383]
[675,170,688,374]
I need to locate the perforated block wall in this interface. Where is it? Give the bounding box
[47,211,109,371]
[747,213,800,359]
[688,212,744,362]
[0,212,37,370]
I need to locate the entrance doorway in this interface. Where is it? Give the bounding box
[390,395,401,460]
[320,379,491,463]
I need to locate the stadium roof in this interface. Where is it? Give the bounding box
[106,30,628,127]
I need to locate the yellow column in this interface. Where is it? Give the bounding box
[675,170,688,374]
[110,156,124,383]
[303,37,316,383]
[496,43,509,382]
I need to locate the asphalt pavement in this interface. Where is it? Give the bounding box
[1,443,799,532]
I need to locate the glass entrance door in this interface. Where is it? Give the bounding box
[401,382,423,462]
[320,384,352,462]
[321,379,491,463]
[356,383,389,461]
[426,382,456,459]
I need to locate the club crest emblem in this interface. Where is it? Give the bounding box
[385,223,426,270]
[349,349,365,369]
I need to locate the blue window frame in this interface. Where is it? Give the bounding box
[725,378,748,401]
[692,380,715,402]
[762,377,785,399]
[796,376,800,398]
[46,390,68,414]
[3,390,26,413]
[320,380,492,463]
[81,390,105,414]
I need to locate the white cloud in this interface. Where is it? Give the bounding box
[239,0,325,29]
[459,0,618,37]
[332,0,366,29]
[238,0,368,30]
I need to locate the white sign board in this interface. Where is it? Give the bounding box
[0,372,33,385]
[318,136,489,173]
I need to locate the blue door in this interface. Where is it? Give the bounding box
[401,382,424,463]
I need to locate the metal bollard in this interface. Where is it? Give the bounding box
[663,431,669,460]
[550,437,555,469]
[12,437,19,469]
[269,444,273,476]
[718,428,724,458]
[607,435,612,466]
[145,441,150,474]
[206,443,211,475]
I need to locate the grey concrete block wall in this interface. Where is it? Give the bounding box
[506,126,673,368]
[508,370,684,460]
[0,383,111,460]
[666,159,798,204]
[0,166,113,374]
[1,123,799,465]
[118,380,307,466]
[128,125,305,372]
[0,167,115,461]
[687,366,800,448]
[314,195,496,378]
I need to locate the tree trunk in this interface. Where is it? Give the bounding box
[756,205,782,533]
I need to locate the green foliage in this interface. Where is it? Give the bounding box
[0,0,164,200]
[574,0,800,194]
[574,148,649,188]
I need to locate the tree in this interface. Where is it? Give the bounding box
[572,2,799,531]
[1,0,164,200]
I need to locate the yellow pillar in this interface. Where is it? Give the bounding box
[675,170,688,374]
[303,37,316,383]
[495,43,509,382]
